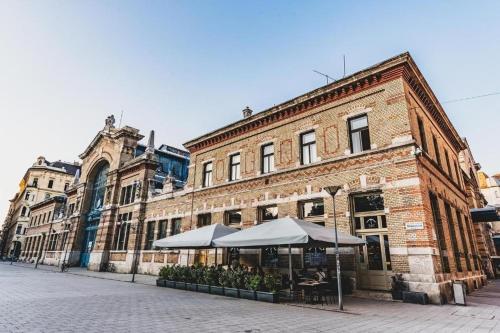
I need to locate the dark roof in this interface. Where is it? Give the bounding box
[470,206,500,223]
[30,195,66,210]
[48,161,81,176]
[136,144,190,159]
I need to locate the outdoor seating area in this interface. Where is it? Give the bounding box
[153,216,363,307]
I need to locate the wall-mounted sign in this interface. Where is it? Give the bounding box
[405,221,424,230]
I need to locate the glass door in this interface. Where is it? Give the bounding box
[352,193,392,290]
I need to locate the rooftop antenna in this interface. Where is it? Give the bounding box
[313,70,336,85]
[118,110,123,128]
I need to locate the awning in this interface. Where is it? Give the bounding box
[153,223,238,249]
[470,206,500,223]
[212,216,365,248]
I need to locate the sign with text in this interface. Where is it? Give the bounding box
[405,221,424,230]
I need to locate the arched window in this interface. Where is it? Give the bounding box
[89,163,109,213]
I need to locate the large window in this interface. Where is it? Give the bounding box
[349,115,371,153]
[229,153,241,181]
[158,220,167,240]
[444,150,452,178]
[48,234,58,251]
[429,192,450,273]
[432,135,442,167]
[417,116,428,152]
[197,214,211,227]
[202,162,213,187]
[258,205,278,222]
[352,193,391,272]
[261,143,275,174]
[299,200,325,225]
[25,191,30,201]
[21,207,27,217]
[144,221,156,250]
[114,212,132,251]
[171,218,182,236]
[455,211,471,271]
[120,183,137,205]
[300,131,317,165]
[225,210,242,228]
[444,202,462,272]
[32,178,38,187]
[48,179,54,189]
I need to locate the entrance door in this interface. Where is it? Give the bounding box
[357,233,392,290]
[352,193,392,291]
[80,228,97,267]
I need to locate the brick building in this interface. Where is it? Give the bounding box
[14,52,489,304]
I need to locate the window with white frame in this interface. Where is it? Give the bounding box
[203,162,213,187]
[300,131,317,165]
[261,143,275,174]
[348,115,371,153]
[229,153,241,181]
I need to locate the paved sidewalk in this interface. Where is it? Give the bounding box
[3,261,157,285]
[1,263,500,332]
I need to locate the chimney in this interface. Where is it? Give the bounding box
[242,106,253,118]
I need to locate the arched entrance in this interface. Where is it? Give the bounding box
[80,162,109,267]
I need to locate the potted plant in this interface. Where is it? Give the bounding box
[209,267,224,296]
[240,274,259,300]
[256,273,279,303]
[196,266,210,293]
[174,266,187,290]
[391,274,408,300]
[224,268,241,298]
[216,269,232,296]
[185,265,198,292]
[157,266,168,287]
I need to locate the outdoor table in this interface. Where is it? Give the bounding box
[296,281,328,304]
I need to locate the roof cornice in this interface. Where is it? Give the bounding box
[401,58,465,151]
[184,52,411,153]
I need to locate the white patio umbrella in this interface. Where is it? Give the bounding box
[212,216,364,292]
[153,223,238,265]
[212,216,364,248]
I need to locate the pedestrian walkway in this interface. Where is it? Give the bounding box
[1,263,500,332]
[1,260,157,286]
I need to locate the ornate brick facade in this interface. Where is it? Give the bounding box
[15,52,488,304]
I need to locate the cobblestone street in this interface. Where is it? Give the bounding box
[1,264,500,332]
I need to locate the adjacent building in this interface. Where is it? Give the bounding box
[0,157,80,259]
[5,52,495,304]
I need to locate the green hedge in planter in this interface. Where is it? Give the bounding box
[156,264,281,303]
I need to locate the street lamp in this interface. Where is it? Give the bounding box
[324,185,343,311]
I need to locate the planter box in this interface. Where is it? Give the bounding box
[175,282,187,290]
[186,283,198,292]
[210,286,224,296]
[165,280,176,288]
[224,287,239,298]
[391,290,404,300]
[255,291,279,303]
[156,279,166,287]
[402,291,429,305]
[239,289,256,301]
[197,284,210,294]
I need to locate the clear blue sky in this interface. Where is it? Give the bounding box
[1,1,499,219]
